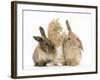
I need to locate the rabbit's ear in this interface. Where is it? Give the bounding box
[77,38,84,51]
[66,20,72,32]
[33,36,43,42]
[39,27,47,39]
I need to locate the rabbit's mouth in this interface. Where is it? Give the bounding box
[70,45,78,48]
[56,29,62,33]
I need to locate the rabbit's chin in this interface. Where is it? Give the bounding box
[70,45,78,48]
[59,31,63,35]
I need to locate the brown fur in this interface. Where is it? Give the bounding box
[33,27,56,66]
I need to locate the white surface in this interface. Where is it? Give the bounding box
[0,0,100,80]
[17,3,96,76]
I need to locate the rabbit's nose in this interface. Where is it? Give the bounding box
[72,43,75,46]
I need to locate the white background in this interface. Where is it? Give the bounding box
[22,5,95,69]
[0,0,100,80]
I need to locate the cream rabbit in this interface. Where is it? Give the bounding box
[63,20,83,66]
[33,27,56,66]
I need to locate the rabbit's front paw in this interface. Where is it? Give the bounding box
[46,62,55,66]
[56,63,63,66]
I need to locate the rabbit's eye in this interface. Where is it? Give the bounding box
[68,38,70,40]
[52,46,54,49]
[45,43,48,46]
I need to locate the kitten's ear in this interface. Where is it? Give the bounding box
[56,18,59,22]
[33,36,43,42]
[51,19,55,23]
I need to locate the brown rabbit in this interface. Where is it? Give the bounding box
[63,20,84,66]
[33,27,56,66]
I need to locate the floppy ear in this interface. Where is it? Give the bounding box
[39,27,47,39]
[33,36,43,42]
[77,38,84,51]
